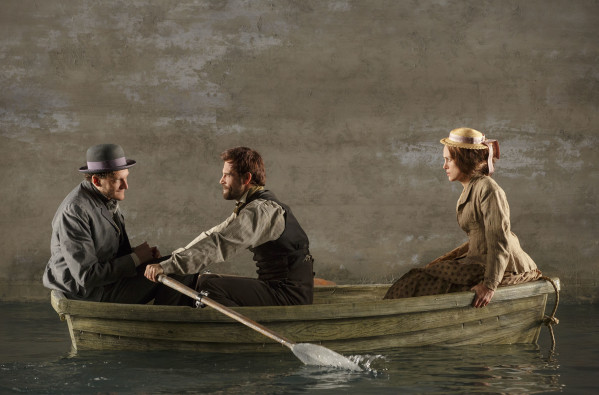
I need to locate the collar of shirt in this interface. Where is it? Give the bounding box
[106,200,119,214]
[234,185,264,214]
[236,190,249,206]
[238,185,264,204]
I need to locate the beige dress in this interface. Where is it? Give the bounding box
[384,176,541,299]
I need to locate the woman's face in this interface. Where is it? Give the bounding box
[443,146,469,185]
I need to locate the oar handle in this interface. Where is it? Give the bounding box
[157,274,296,349]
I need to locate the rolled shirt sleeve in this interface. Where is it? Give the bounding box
[160,199,286,275]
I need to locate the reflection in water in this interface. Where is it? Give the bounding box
[1,302,597,394]
[3,346,561,393]
[352,345,563,394]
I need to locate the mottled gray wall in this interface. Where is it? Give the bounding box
[1,0,597,302]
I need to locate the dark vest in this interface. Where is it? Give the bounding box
[239,189,314,303]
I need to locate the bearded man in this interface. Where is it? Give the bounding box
[144,147,314,307]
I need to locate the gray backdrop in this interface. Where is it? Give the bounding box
[1,0,597,302]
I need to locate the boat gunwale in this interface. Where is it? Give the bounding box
[50,277,560,324]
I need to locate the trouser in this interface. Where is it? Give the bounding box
[196,274,312,307]
[101,271,197,306]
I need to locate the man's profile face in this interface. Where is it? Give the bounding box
[220,161,247,201]
[93,169,129,201]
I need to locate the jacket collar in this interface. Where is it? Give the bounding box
[81,181,121,232]
[457,176,483,207]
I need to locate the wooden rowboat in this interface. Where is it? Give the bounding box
[50,277,559,353]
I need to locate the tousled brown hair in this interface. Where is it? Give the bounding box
[220,147,266,186]
[447,146,494,177]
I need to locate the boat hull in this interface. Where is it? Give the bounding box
[51,278,559,353]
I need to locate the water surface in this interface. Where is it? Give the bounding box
[1,301,597,394]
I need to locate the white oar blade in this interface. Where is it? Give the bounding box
[291,343,362,371]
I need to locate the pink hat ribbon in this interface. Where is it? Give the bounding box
[448,131,486,145]
[483,140,500,175]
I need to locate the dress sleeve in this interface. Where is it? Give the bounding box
[161,200,286,275]
[480,188,511,290]
[58,204,136,289]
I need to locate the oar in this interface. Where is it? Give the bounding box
[157,274,361,371]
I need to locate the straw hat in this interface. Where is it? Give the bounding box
[440,127,500,175]
[440,127,489,149]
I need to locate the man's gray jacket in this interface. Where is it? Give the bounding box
[43,181,137,301]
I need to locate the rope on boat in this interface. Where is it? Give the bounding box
[540,276,559,352]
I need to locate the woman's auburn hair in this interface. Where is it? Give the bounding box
[447,145,493,177]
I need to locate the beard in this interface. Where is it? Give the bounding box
[222,185,242,200]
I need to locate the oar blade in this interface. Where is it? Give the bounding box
[291,343,362,371]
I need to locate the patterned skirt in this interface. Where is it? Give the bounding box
[383,260,542,299]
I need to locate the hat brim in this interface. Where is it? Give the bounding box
[440,138,487,150]
[79,159,137,173]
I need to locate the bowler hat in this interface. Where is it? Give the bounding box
[79,143,137,173]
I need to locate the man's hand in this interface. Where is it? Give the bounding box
[133,242,155,264]
[144,263,164,282]
[471,283,495,308]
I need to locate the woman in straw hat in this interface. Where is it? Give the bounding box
[384,128,541,307]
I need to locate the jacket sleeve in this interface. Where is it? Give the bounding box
[58,203,137,289]
[161,200,285,275]
[480,187,511,290]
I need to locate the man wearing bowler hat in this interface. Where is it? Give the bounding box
[43,143,194,305]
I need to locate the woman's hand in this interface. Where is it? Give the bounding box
[144,263,164,282]
[471,283,495,308]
